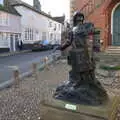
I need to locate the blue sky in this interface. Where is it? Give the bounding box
[0,0,3,5]
[23,0,70,20]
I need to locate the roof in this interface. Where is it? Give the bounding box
[0,1,21,16]
[10,0,64,24]
[53,16,65,24]
[9,0,23,5]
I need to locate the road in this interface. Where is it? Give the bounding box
[0,50,60,84]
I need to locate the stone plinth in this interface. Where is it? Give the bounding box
[40,96,120,120]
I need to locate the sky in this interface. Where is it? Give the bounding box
[22,0,70,21]
[0,0,3,5]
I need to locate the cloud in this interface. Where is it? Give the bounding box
[22,0,70,19]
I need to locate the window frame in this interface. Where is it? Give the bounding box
[0,12,9,26]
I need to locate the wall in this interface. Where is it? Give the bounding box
[71,0,111,49]
[0,11,21,48]
[15,6,62,45]
[0,11,21,33]
[87,4,106,45]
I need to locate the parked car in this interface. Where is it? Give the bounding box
[32,40,52,51]
[52,44,61,50]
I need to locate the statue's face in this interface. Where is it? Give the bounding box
[76,15,84,25]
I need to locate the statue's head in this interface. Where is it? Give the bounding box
[73,11,84,26]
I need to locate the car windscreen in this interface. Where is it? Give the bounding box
[42,40,49,45]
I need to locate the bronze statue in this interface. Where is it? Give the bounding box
[54,11,108,105]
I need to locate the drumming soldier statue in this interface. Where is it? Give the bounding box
[54,11,108,105]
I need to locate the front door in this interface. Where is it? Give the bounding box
[10,35,14,52]
[113,5,120,46]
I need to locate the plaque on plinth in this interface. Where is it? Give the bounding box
[40,96,120,120]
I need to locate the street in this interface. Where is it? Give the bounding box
[0,50,60,84]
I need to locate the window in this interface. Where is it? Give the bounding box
[0,12,9,26]
[54,24,56,31]
[42,32,46,41]
[15,34,19,41]
[24,28,34,40]
[49,22,52,27]
[30,28,33,40]
[0,33,9,47]
[35,30,39,40]
[50,33,53,40]
[25,28,28,40]
[59,24,61,30]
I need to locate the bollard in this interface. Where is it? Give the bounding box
[43,56,49,70]
[116,71,120,81]
[32,63,38,80]
[32,63,37,74]
[40,79,46,102]
[13,67,20,87]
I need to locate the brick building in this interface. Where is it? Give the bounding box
[70,0,120,50]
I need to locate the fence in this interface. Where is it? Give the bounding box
[0,52,61,90]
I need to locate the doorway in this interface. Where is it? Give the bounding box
[112,4,120,46]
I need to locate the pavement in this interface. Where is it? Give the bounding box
[0,50,31,57]
[0,59,120,119]
[0,60,70,120]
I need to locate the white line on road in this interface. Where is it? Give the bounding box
[7,66,19,70]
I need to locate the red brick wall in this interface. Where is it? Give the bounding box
[75,0,88,10]
[73,0,120,49]
[87,4,106,49]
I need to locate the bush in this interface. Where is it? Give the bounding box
[99,64,120,71]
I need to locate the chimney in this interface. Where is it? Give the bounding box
[33,0,41,11]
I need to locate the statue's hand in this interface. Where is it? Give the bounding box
[52,45,61,52]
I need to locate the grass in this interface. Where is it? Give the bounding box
[99,64,120,71]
